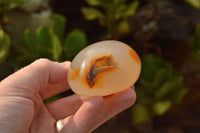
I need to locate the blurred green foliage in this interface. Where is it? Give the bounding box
[0,28,10,63]
[0,0,191,125]
[18,14,87,65]
[0,0,26,28]
[185,0,200,9]
[191,23,200,58]
[0,0,26,13]
[132,55,188,123]
[82,0,139,39]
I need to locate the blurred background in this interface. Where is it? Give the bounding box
[0,0,200,132]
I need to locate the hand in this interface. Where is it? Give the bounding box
[0,59,136,133]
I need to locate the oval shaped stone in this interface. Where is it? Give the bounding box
[68,40,141,96]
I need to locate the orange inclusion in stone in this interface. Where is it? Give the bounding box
[129,49,140,64]
[69,67,80,80]
[83,55,117,89]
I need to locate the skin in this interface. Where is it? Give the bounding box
[0,59,136,133]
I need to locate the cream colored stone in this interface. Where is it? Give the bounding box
[68,40,141,96]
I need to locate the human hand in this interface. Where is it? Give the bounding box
[0,59,136,133]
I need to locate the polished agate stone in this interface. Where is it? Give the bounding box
[68,40,141,96]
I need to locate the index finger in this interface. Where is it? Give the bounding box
[89,87,136,132]
[0,59,70,97]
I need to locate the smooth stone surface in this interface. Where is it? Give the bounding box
[68,40,141,96]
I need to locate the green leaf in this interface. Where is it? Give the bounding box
[172,88,188,104]
[82,7,104,20]
[123,0,139,17]
[141,54,160,81]
[117,20,130,35]
[23,0,42,5]
[34,45,52,59]
[23,29,35,52]
[51,34,62,61]
[185,0,200,9]
[50,14,66,40]
[191,24,200,58]
[35,26,55,58]
[24,21,64,61]
[36,26,52,48]
[153,68,169,88]
[155,82,180,100]
[64,29,87,60]
[0,0,25,4]
[86,0,101,6]
[153,101,172,115]
[16,54,39,66]
[43,93,62,104]
[137,54,188,121]
[0,0,26,12]
[114,4,126,19]
[115,0,127,5]
[132,104,150,123]
[0,29,11,63]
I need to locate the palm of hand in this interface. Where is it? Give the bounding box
[0,59,136,133]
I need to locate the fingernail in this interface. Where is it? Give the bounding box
[60,61,71,68]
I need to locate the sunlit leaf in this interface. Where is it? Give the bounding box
[191,24,200,58]
[0,29,11,63]
[132,104,150,123]
[155,82,180,100]
[51,14,66,40]
[82,7,104,20]
[23,29,35,52]
[86,0,101,6]
[64,29,87,60]
[82,0,139,39]
[34,44,52,58]
[115,0,127,5]
[36,26,52,48]
[117,20,130,35]
[0,0,26,12]
[51,33,62,61]
[123,0,139,17]
[115,4,126,19]
[135,54,188,123]
[185,0,200,9]
[153,101,172,115]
